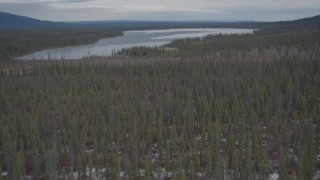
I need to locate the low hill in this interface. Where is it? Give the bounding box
[258,15,320,33]
[0,12,69,29]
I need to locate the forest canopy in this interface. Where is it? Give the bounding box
[0,14,320,180]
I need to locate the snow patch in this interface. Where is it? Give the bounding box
[1,171,8,177]
[268,173,279,180]
[139,169,145,176]
[313,171,320,180]
[119,171,125,177]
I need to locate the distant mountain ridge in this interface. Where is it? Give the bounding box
[0,12,319,30]
[0,13,258,29]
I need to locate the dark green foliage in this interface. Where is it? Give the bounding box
[1,29,319,179]
[118,30,320,58]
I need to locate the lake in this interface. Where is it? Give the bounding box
[18,28,254,60]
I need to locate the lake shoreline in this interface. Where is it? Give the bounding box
[18,28,254,60]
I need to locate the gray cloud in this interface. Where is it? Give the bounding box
[0,0,319,21]
[0,3,52,20]
[216,7,320,21]
[55,0,91,3]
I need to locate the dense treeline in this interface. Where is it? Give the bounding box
[116,16,320,58]
[257,15,320,34]
[1,45,319,179]
[0,27,122,61]
[118,30,320,58]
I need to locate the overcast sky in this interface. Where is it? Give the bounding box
[0,0,319,22]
